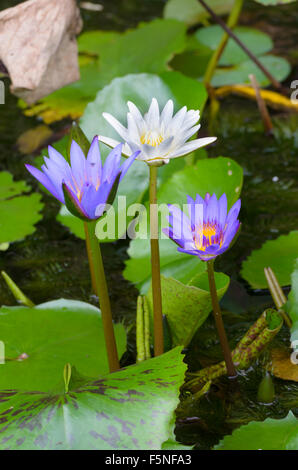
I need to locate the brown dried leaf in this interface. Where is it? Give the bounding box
[269,348,298,382]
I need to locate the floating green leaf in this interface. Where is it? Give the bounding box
[147,272,230,346]
[164,0,234,26]
[195,26,273,66]
[124,157,242,292]
[215,412,298,450]
[254,0,297,5]
[157,156,243,208]
[241,231,298,289]
[211,55,291,87]
[0,172,44,244]
[0,299,126,392]
[0,347,186,450]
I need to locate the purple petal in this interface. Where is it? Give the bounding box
[218,193,228,228]
[205,193,218,224]
[102,144,122,183]
[86,136,102,189]
[25,164,63,203]
[70,140,86,188]
[120,150,140,181]
[226,199,241,225]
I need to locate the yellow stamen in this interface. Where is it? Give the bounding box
[140,131,164,147]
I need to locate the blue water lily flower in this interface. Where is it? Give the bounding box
[163,193,241,261]
[26,136,140,220]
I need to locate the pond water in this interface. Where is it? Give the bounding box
[0,0,297,449]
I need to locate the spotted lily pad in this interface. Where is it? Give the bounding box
[0,172,44,245]
[0,347,186,450]
[147,272,230,346]
[241,231,298,289]
[215,412,298,450]
[0,299,126,392]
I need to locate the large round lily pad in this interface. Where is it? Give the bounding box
[241,231,298,289]
[0,347,187,450]
[0,299,126,392]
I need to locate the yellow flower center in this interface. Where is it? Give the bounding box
[140,131,164,147]
[194,223,221,251]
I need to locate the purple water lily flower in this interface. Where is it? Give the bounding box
[163,193,241,261]
[25,136,140,221]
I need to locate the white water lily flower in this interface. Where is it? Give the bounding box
[99,98,217,166]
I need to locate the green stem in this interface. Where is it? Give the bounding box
[204,0,244,88]
[149,165,164,356]
[86,221,120,372]
[84,222,97,295]
[206,260,237,377]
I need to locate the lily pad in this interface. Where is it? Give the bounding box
[0,347,186,450]
[157,156,243,208]
[0,172,44,244]
[0,299,126,392]
[254,0,296,4]
[215,412,298,450]
[147,272,230,346]
[211,55,291,87]
[124,156,242,292]
[164,0,234,26]
[241,231,298,289]
[195,26,273,66]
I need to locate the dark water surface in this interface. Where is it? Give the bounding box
[0,0,297,449]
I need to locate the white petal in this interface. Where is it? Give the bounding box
[127,102,146,134]
[102,112,129,140]
[169,106,187,133]
[144,98,160,129]
[98,135,132,157]
[181,110,200,131]
[127,112,142,142]
[174,124,201,147]
[169,137,217,159]
[155,136,174,156]
[160,99,174,129]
